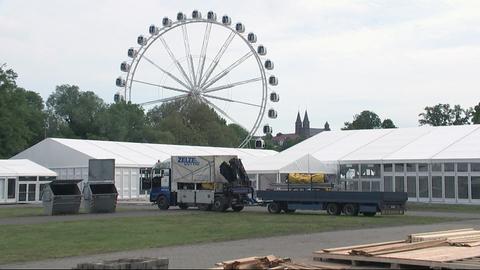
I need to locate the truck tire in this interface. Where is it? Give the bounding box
[157,196,170,210]
[212,198,228,212]
[232,205,244,212]
[363,212,376,217]
[198,204,212,211]
[267,202,281,214]
[343,204,359,216]
[326,203,341,215]
[178,203,189,210]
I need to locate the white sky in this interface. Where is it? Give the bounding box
[1,0,479,134]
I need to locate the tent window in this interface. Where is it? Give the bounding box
[445,176,455,199]
[432,176,442,198]
[457,163,468,172]
[458,176,469,199]
[419,176,428,198]
[406,163,416,172]
[384,176,393,192]
[418,163,428,172]
[394,164,404,173]
[407,176,416,198]
[383,164,393,173]
[361,164,380,178]
[395,176,404,192]
[472,177,480,199]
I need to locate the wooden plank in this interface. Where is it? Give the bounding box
[318,240,405,254]
[366,240,449,256]
[314,252,480,270]
[410,230,479,242]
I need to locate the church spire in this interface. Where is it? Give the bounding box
[295,111,302,135]
[303,110,310,137]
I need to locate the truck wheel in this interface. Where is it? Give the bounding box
[326,203,341,215]
[267,202,281,214]
[197,204,212,211]
[178,203,189,210]
[363,212,376,217]
[212,198,228,212]
[232,205,244,212]
[157,196,170,210]
[343,204,359,216]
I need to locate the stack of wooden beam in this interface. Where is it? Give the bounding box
[213,255,331,270]
[313,228,480,269]
[409,228,480,247]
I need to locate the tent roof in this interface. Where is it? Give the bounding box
[247,125,480,172]
[0,159,57,177]
[12,138,277,168]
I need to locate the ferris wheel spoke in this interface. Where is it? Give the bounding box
[159,36,194,89]
[203,94,261,108]
[139,94,188,106]
[201,51,253,90]
[199,31,236,87]
[181,24,196,86]
[142,55,192,90]
[203,77,262,94]
[201,97,249,130]
[196,23,212,87]
[132,79,190,94]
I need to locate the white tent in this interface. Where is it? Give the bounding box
[12,138,277,199]
[0,159,56,204]
[245,154,337,174]
[0,159,56,177]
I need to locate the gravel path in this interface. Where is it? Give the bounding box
[1,218,479,269]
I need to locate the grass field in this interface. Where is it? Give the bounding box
[0,204,148,218]
[407,202,480,213]
[0,211,454,264]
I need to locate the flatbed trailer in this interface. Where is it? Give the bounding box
[256,190,407,216]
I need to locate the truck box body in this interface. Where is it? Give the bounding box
[170,155,237,191]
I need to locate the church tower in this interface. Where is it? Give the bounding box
[303,110,310,137]
[295,111,302,135]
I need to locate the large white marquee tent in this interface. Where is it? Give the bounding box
[12,138,277,199]
[246,124,480,204]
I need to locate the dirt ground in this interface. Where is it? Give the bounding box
[0,203,479,269]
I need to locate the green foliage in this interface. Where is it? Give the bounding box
[343,110,380,130]
[381,119,396,129]
[0,66,45,158]
[418,103,472,126]
[471,103,480,124]
[146,98,247,147]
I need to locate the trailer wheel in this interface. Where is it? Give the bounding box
[232,205,244,212]
[197,204,212,211]
[178,203,189,210]
[267,202,281,214]
[212,198,228,212]
[363,212,376,217]
[342,204,359,216]
[326,203,341,215]
[157,196,170,210]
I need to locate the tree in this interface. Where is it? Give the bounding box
[146,98,248,147]
[473,103,480,124]
[418,103,471,126]
[0,66,45,158]
[381,119,396,129]
[46,85,105,138]
[343,110,382,130]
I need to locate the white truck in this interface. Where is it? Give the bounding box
[142,155,253,212]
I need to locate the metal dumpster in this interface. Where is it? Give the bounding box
[42,180,82,215]
[83,159,118,213]
[83,182,118,213]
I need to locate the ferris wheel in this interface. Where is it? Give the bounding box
[115,10,279,148]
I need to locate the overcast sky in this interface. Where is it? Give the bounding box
[1,0,479,134]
